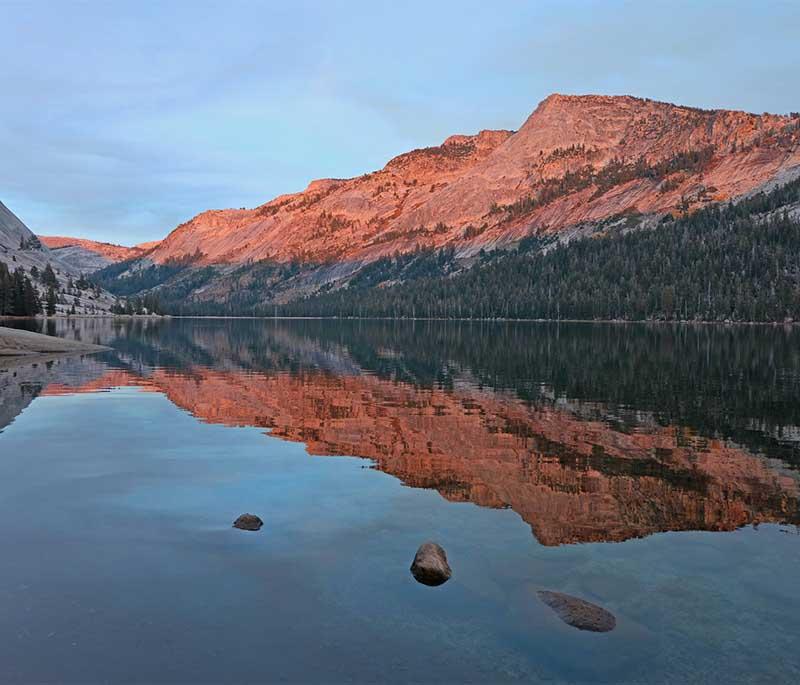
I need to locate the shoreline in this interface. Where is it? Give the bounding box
[2,314,796,327]
[167,315,799,327]
[0,326,111,358]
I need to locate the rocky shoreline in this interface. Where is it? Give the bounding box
[0,326,109,358]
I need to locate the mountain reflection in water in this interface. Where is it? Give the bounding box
[3,318,799,546]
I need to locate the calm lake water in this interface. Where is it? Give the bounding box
[1,318,799,683]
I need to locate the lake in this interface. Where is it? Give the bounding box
[1,318,798,683]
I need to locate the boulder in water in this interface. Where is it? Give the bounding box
[233,513,263,531]
[537,590,616,632]
[410,542,452,586]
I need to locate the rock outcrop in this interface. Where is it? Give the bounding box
[537,590,616,632]
[410,542,452,586]
[233,513,263,531]
[0,326,109,357]
[0,201,71,278]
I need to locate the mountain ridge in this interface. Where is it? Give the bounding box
[39,236,156,273]
[44,93,800,319]
[134,93,799,267]
[44,94,800,270]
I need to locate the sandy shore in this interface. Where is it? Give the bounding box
[0,326,110,357]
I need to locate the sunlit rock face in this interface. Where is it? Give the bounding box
[142,94,800,267]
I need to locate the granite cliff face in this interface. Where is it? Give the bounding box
[143,95,800,267]
[0,200,63,274]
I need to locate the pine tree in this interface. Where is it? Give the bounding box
[22,276,41,315]
[46,286,57,316]
[42,263,58,287]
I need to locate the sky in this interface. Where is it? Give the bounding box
[1,0,798,245]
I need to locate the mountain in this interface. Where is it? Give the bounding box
[1,200,36,249]
[92,94,800,319]
[1,199,79,281]
[146,128,514,265]
[143,95,800,265]
[284,178,800,321]
[39,236,156,273]
[0,201,118,314]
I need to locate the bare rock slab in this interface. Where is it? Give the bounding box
[0,326,109,357]
[537,590,616,632]
[410,542,452,586]
[233,513,263,531]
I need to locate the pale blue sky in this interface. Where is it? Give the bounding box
[1,0,798,244]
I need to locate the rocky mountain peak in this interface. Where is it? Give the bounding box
[76,94,800,270]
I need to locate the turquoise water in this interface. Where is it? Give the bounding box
[0,319,798,683]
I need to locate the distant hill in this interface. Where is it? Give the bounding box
[39,236,156,274]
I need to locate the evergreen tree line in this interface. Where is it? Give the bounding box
[93,252,205,296]
[0,261,107,317]
[0,262,43,316]
[110,292,164,315]
[281,176,800,322]
[94,260,186,296]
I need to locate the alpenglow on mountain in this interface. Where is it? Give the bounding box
[59,94,800,319]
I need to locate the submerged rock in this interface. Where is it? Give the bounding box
[233,513,263,531]
[410,542,452,586]
[537,590,616,632]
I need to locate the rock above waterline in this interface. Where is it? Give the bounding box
[537,590,616,632]
[410,542,452,586]
[0,326,110,357]
[233,513,263,531]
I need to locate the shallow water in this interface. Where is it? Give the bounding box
[1,318,798,683]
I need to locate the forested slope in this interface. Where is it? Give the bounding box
[280,176,800,322]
